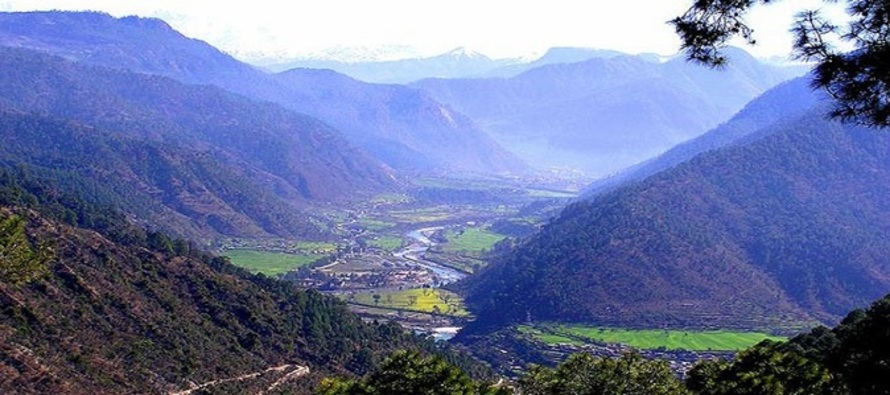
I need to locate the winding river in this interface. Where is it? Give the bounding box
[395,226,467,285]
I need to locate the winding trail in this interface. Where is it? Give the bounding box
[168,364,309,395]
[258,365,310,395]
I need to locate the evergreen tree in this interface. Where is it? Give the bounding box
[686,341,842,395]
[0,213,51,285]
[318,350,509,395]
[518,352,688,395]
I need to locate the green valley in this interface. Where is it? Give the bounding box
[4,7,890,395]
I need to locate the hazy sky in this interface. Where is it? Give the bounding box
[0,0,847,61]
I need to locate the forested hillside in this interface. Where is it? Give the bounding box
[461,105,890,333]
[0,175,488,394]
[0,47,400,240]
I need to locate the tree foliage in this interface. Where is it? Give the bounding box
[317,350,508,395]
[518,352,689,395]
[461,109,890,333]
[0,213,51,285]
[672,0,890,127]
[686,293,890,395]
[686,341,841,395]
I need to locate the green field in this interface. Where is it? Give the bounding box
[371,193,413,204]
[442,227,506,253]
[366,235,403,251]
[223,250,323,276]
[357,218,396,231]
[518,326,584,346]
[522,324,786,351]
[411,177,504,190]
[293,241,338,253]
[424,251,487,273]
[525,188,578,198]
[388,206,454,223]
[348,288,468,317]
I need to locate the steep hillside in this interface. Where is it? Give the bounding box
[0,47,399,240]
[415,49,802,176]
[0,181,489,393]
[0,210,474,394]
[461,107,890,334]
[0,11,523,175]
[0,112,327,242]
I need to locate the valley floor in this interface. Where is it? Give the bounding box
[217,175,802,376]
[220,175,574,337]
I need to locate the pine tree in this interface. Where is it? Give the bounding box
[0,213,52,285]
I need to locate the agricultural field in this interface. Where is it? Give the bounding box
[525,188,579,198]
[292,241,338,253]
[424,250,487,273]
[387,206,456,223]
[223,249,323,276]
[370,193,413,204]
[411,177,506,191]
[517,326,584,346]
[365,235,403,251]
[441,227,506,253]
[346,288,469,317]
[522,324,786,351]
[357,217,396,231]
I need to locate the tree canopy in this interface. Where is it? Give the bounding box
[0,213,51,285]
[317,350,508,395]
[518,352,689,395]
[672,0,890,127]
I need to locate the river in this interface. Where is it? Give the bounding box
[396,226,469,341]
[395,226,467,285]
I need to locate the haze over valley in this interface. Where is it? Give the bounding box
[1,5,889,395]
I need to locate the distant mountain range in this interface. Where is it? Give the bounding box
[479,47,660,78]
[258,46,669,83]
[460,81,890,334]
[255,47,662,84]
[269,68,526,174]
[0,11,524,176]
[263,47,523,84]
[414,48,805,177]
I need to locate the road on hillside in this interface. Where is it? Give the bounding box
[168,364,309,395]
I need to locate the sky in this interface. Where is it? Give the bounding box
[0,0,848,62]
